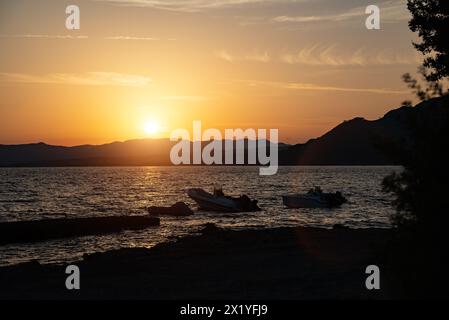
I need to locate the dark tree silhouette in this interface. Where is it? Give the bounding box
[408,0,449,82]
[381,1,449,298]
[382,96,449,228]
[384,0,449,230]
[381,96,449,298]
[383,0,449,230]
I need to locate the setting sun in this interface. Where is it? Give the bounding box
[143,120,160,136]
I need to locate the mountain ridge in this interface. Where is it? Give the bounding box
[2,97,447,166]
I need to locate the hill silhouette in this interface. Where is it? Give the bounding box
[279,104,414,165]
[1,98,445,166]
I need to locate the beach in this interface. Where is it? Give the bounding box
[0,224,392,300]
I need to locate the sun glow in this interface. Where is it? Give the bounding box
[143,120,160,136]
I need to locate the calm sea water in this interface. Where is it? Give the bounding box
[0,166,397,266]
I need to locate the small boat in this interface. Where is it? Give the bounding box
[148,202,194,216]
[282,187,347,209]
[187,188,261,213]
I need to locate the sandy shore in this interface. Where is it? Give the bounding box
[0,225,392,299]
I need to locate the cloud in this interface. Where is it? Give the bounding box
[239,79,408,94]
[235,16,267,26]
[245,52,271,63]
[0,72,151,87]
[104,36,159,40]
[280,45,419,66]
[273,8,362,23]
[272,1,409,24]
[97,0,298,12]
[0,34,88,39]
[1,34,173,41]
[216,45,418,66]
[215,50,271,63]
[215,50,234,62]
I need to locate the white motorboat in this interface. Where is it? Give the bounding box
[187,188,261,212]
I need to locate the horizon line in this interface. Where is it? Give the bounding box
[0,137,298,149]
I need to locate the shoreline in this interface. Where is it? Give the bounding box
[0,216,160,245]
[0,225,393,299]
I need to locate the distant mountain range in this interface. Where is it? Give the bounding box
[1,97,447,166]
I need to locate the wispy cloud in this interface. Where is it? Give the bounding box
[234,16,267,26]
[245,52,271,63]
[104,36,159,41]
[273,8,362,23]
[0,34,88,39]
[216,45,418,66]
[281,45,419,66]
[0,72,151,87]
[97,0,298,12]
[215,50,235,62]
[239,79,408,95]
[273,1,409,24]
[215,50,271,63]
[1,34,173,41]
[280,45,419,66]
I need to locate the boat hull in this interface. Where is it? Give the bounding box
[282,195,331,208]
[187,188,241,212]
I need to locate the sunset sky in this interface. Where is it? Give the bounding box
[0,0,420,146]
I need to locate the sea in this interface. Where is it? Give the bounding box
[0,166,398,266]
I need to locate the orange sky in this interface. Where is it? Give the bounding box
[0,0,419,146]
